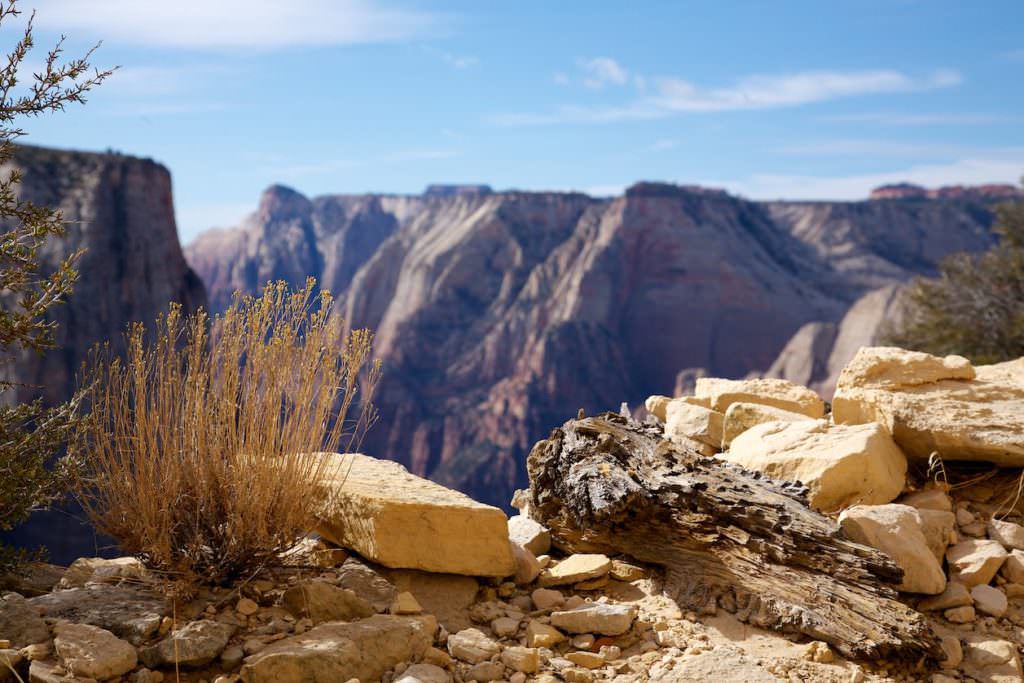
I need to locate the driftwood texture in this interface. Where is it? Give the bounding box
[526,412,940,662]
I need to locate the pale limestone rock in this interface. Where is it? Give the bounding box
[490,617,519,638]
[549,603,636,636]
[944,605,976,623]
[947,539,1008,587]
[53,622,137,681]
[501,646,539,673]
[723,419,907,512]
[140,619,236,669]
[390,591,422,615]
[664,400,724,450]
[939,634,963,669]
[525,621,565,648]
[644,395,671,421]
[609,560,648,582]
[236,598,259,616]
[838,504,945,594]
[566,651,604,669]
[918,509,957,563]
[511,543,541,586]
[695,376,825,418]
[240,614,435,683]
[919,582,972,611]
[971,584,1008,617]
[538,554,611,587]
[314,453,514,577]
[833,348,1024,466]
[61,557,147,588]
[901,489,953,512]
[963,635,1024,683]
[281,580,374,624]
[466,661,504,682]
[531,588,564,610]
[507,516,550,556]
[0,592,49,648]
[395,663,451,683]
[1002,549,1024,583]
[989,518,1024,550]
[447,628,500,664]
[721,401,813,448]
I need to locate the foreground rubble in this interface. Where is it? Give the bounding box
[2,346,1024,682]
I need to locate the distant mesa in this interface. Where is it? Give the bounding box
[423,184,492,198]
[625,181,730,199]
[870,182,1022,201]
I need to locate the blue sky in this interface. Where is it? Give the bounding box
[10,0,1024,242]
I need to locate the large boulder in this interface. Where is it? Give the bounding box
[722,419,907,512]
[0,592,49,648]
[838,504,946,594]
[240,614,435,683]
[721,401,813,448]
[694,377,825,418]
[314,453,514,577]
[833,347,1024,466]
[139,619,236,669]
[53,622,137,681]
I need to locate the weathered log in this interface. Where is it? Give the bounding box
[525,412,941,662]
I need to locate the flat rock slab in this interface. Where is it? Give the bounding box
[538,554,611,587]
[665,647,782,682]
[314,453,514,577]
[30,584,167,644]
[550,602,636,635]
[140,619,236,668]
[240,614,436,683]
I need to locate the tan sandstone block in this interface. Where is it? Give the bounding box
[721,402,813,448]
[664,400,724,450]
[722,419,906,512]
[314,453,514,577]
[694,377,825,418]
[833,347,1024,466]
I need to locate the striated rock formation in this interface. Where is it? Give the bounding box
[186,183,999,506]
[0,145,205,559]
[1,145,206,407]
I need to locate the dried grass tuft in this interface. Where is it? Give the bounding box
[70,279,380,584]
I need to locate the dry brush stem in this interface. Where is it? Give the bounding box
[71,279,380,584]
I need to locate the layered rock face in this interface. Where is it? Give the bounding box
[0,145,206,559]
[186,183,998,506]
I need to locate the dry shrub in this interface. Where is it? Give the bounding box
[71,279,380,583]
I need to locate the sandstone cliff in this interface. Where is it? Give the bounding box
[186,182,997,506]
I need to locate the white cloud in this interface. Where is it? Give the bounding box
[1002,49,1024,62]
[578,57,629,89]
[719,156,1024,201]
[652,69,959,112]
[492,67,962,126]
[32,0,442,49]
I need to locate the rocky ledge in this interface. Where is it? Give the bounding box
[2,346,1024,682]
